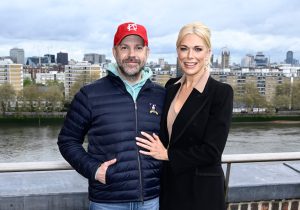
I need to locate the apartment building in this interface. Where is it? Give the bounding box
[64,61,103,99]
[210,68,300,103]
[0,59,23,92]
[36,71,65,85]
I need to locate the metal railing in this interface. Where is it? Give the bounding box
[1,152,300,202]
[222,152,300,202]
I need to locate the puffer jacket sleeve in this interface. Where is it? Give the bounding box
[57,87,99,180]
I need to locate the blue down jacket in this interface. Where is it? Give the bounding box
[58,74,165,203]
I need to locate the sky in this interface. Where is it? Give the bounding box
[1,0,300,65]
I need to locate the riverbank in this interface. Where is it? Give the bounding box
[0,112,300,125]
[232,114,300,123]
[0,112,65,125]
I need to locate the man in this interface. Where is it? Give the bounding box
[57,22,165,210]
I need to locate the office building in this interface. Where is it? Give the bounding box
[9,48,25,64]
[241,54,255,68]
[26,56,50,67]
[44,54,56,63]
[83,53,106,64]
[254,52,268,67]
[57,52,68,65]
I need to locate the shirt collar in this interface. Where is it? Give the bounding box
[174,69,210,93]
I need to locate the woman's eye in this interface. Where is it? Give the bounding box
[194,47,202,52]
[179,47,188,51]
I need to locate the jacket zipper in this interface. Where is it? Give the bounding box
[134,101,144,202]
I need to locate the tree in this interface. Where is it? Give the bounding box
[292,80,300,109]
[42,85,64,111]
[0,83,16,115]
[22,84,41,111]
[273,82,291,110]
[239,83,267,112]
[23,78,33,86]
[232,85,244,108]
[69,72,100,100]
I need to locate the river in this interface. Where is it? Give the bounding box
[0,122,299,163]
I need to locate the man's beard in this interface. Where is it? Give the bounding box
[117,57,144,79]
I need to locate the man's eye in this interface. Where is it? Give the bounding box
[120,46,128,50]
[136,46,143,50]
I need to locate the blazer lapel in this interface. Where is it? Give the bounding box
[170,90,210,145]
[160,83,181,147]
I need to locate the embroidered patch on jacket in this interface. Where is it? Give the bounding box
[149,103,159,115]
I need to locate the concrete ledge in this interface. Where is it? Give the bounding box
[0,193,88,210]
[0,162,299,209]
[0,170,89,210]
[226,162,300,202]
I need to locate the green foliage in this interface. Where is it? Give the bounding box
[291,81,300,109]
[42,85,64,111]
[68,72,100,100]
[0,83,16,114]
[23,78,32,86]
[234,83,267,111]
[273,82,292,110]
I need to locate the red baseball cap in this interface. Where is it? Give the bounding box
[113,22,148,46]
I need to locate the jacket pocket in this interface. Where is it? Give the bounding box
[105,164,113,184]
[104,153,117,185]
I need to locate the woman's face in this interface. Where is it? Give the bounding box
[177,33,210,76]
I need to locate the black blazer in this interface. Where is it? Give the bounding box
[159,76,233,210]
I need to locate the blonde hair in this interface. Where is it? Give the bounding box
[176,22,211,50]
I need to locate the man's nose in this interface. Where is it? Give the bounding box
[128,48,135,57]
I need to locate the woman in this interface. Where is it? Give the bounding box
[136,22,233,210]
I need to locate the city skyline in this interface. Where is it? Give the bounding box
[1,0,300,64]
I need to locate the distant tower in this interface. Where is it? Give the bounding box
[57,52,68,65]
[286,51,293,64]
[254,52,268,67]
[221,47,230,69]
[158,58,165,68]
[241,54,255,68]
[44,54,55,63]
[9,48,25,64]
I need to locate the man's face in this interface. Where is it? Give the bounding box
[113,35,149,80]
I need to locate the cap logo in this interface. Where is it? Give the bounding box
[127,23,138,31]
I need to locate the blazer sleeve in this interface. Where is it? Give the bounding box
[57,87,100,180]
[168,84,233,174]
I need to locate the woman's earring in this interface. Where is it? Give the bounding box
[204,59,209,71]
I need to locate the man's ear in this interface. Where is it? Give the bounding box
[145,47,150,60]
[112,47,116,59]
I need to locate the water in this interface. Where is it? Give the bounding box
[0,122,299,163]
[224,122,300,154]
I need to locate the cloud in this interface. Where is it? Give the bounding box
[0,0,300,64]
